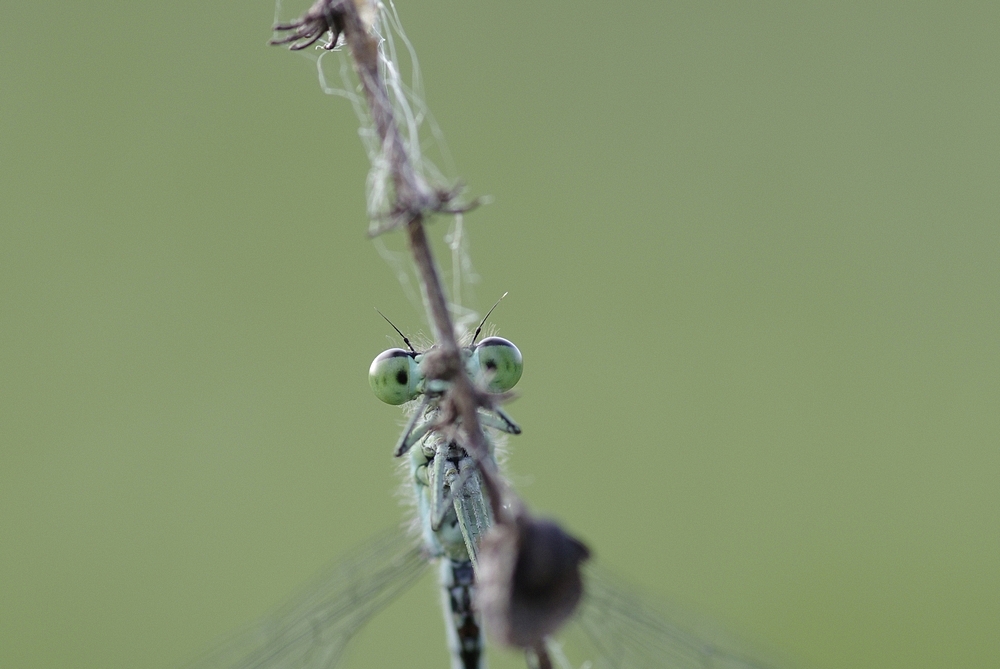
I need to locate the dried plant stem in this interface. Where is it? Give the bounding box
[271,3,588,658]
[338,1,513,522]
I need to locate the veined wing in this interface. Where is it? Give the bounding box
[554,563,781,669]
[184,528,430,669]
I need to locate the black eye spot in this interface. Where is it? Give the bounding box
[485,360,497,371]
[396,370,408,385]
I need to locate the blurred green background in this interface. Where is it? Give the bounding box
[2,1,998,668]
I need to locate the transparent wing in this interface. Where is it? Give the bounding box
[184,528,430,669]
[452,462,492,567]
[552,563,781,669]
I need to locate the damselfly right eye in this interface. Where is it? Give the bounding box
[473,337,523,393]
[369,349,421,405]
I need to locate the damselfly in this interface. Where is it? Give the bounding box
[185,325,779,669]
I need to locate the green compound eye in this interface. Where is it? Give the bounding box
[473,337,523,393]
[369,348,421,405]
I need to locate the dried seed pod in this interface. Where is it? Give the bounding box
[477,515,591,649]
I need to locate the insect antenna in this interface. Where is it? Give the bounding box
[375,308,417,353]
[472,292,508,345]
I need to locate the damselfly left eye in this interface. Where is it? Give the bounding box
[474,337,523,393]
[369,348,421,405]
